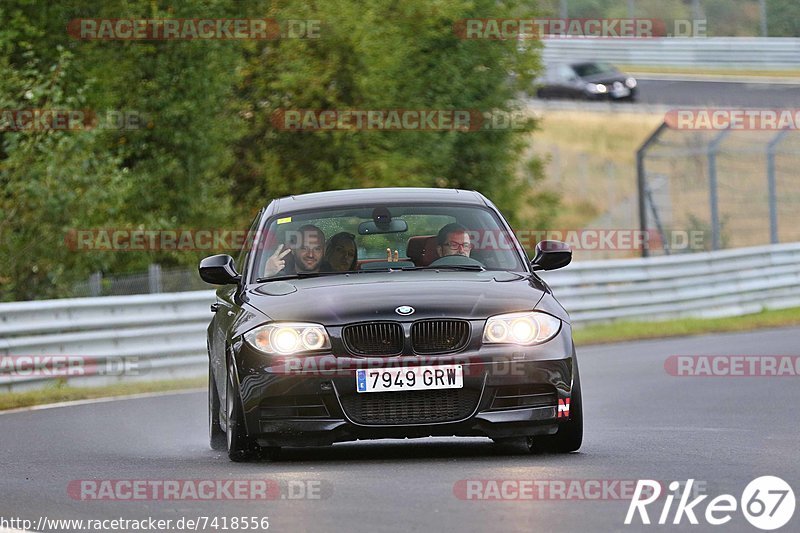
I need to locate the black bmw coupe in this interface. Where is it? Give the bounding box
[200,188,582,461]
[535,61,637,101]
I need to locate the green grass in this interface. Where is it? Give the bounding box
[574,306,800,345]
[527,109,663,232]
[0,376,205,411]
[622,65,800,79]
[528,108,799,255]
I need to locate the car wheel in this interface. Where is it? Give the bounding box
[226,359,260,462]
[529,362,583,454]
[209,365,226,451]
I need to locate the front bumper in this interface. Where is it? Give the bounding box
[586,88,637,100]
[235,353,576,447]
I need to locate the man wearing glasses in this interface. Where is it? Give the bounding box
[264,224,326,277]
[436,222,473,259]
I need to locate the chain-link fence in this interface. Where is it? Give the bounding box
[638,124,800,256]
[70,264,207,298]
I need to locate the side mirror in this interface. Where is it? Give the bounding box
[530,240,572,271]
[199,254,241,285]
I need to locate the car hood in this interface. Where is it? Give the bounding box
[580,72,628,84]
[245,271,548,325]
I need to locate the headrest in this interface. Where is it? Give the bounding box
[406,235,440,267]
[406,236,430,265]
[421,236,441,266]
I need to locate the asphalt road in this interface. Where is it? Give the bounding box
[1,327,798,533]
[632,78,800,107]
[532,78,800,107]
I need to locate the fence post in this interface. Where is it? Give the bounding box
[148,264,162,294]
[89,272,102,297]
[645,174,670,255]
[766,129,789,245]
[636,121,668,258]
[707,129,731,251]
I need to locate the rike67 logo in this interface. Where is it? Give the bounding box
[625,477,795,530]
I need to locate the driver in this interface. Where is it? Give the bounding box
[264,224,325,277]
[436,223,473,258]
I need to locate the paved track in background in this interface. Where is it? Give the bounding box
[532,78,800,108]
[1,327,799,533]
[635,77,800,107]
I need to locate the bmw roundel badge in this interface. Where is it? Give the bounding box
[395,305,415,316]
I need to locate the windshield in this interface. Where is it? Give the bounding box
[571,62,618,77]
[250,203,525,281]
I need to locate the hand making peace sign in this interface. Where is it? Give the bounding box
[264,244,292,276]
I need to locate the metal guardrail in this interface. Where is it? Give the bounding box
[543,37,800,69]
[2,242,800,391]
[541,242,800,323]
[0,291,216,391]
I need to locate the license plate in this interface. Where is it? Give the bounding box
[356,365,463,393]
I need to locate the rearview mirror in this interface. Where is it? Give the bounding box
[530,240,572,271]
[358,219,408,235]
[199,254,241,285]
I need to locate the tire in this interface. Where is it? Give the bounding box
[226,359,260,462]
[529,362,583,454]
[208,365,226,451]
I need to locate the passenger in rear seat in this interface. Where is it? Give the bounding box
[320,232,358,272]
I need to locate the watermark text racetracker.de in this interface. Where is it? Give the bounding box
[68,478,332,501]
[64,228,264,252]
[454,479,708,501]
[0,355,143,380]
[270,109,533,132]
[68,18,321,40]
[0,109,150,131]
[665,108,800,130]
[453,18,707,39]
[65,228,706,253]
[665,355,800,377]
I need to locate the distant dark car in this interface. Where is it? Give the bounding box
[536,61,637,101]
[201,188,582,461]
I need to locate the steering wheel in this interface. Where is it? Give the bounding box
[428,255,485,268]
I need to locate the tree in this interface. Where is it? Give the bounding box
[229,0,543,224]
[1,0,554,301]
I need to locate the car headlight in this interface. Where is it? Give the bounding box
[586,83,607,94]
[625,77,637,89]
[482,311,561,346]
[244,322,331,355]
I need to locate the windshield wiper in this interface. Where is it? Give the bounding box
[255,271,347,283]
[256,265,486,282]
[398,265,485,272]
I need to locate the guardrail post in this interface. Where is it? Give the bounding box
[148,264,162,294]
[766,129,789,244]
[636,122,668,258]
[707,129,731,251]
